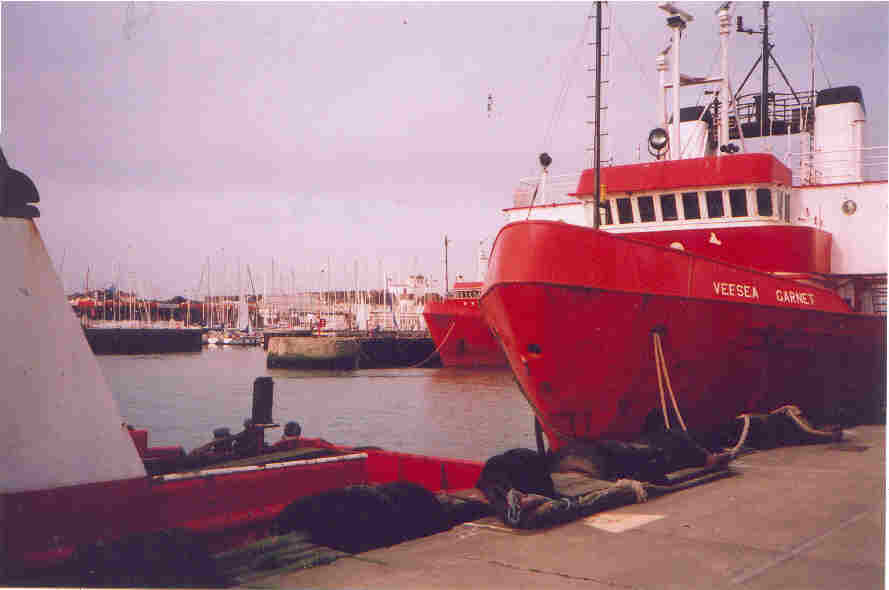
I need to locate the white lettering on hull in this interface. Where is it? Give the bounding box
[776,290,815,306]
[712,281,760,300]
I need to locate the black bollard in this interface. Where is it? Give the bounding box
[252,377,274,425]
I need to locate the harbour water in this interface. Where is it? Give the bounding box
[98,346,536,462]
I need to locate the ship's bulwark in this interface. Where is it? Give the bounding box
[480,221,886,451]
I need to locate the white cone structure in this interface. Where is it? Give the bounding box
[2,217,145,494]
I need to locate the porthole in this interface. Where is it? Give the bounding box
[842,200,857,215]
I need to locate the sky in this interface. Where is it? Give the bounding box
[3,1,887,299]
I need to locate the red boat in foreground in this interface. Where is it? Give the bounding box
[423,282,506,367]
[480,3,886,451]
[0,151,483,578]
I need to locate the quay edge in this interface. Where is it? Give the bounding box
[235,424,887,590]
[266,333,440,369]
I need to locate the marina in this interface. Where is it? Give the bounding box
[2,1,887,588]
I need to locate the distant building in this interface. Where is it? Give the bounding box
[386,274,429,299]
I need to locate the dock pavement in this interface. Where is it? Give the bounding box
[248,425,885,590]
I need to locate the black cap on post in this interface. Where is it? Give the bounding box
[0,148,40,219]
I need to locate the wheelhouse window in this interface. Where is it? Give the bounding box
[600,202,613,225]
[616,197,633,224]
[729,189,748,217]
[661,194,678,221]
[783,192,790,222]
[638,196,655,222]
[682,192,700,219]
[706,190,724,218]
[756,188,773,217]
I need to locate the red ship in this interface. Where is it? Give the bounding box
[480,3,887,451]
[423,281,507,367]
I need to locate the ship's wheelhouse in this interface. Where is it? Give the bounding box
[599,182,792,230]
[567,154,831,274]
[452,282,483,300]
[572,153,794,231]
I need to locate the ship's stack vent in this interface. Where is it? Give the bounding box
[812,85,866,185]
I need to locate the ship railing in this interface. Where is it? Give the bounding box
[728,90,817,139]
[872,283,887,315]
[785,146,888,185]
[513,172,583,207]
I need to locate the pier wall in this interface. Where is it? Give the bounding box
[357,335,440,368]
[266,334,440,369]
[84,328,203,354]
[267,336,361,369]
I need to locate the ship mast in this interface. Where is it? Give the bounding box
[444,234,449,296]
[760,1,770,138]
[592,1,603,229]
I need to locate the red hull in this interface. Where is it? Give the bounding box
[5,443,482,574]
[423,299,507,367]
[480,221,886,450]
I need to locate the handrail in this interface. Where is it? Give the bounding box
[784,145,888,184]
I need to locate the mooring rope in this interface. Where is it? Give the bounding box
[770,405,841,439]
[726,405,838,457]
[407,320,457,369]
[652,332,688,432]
[613,478,648,503]
[729,414,753,456]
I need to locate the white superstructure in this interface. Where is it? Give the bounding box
[501,4,886,312]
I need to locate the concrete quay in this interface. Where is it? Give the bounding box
[252,425,885,589]
[266,332,440,369]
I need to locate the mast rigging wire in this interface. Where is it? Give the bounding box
[797,7,832,88]
[611,17,662,105]
[541,5,595,152]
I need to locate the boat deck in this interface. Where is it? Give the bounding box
[242,425,885,589]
